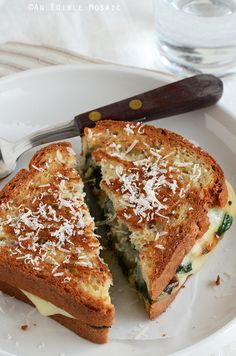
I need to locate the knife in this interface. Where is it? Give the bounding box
[0,74,223,179]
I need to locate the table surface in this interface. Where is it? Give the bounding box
[0,1,236,355]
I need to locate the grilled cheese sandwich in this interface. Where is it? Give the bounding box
[82,120,235,319]
[0,142,114,343]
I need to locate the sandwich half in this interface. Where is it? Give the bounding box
[0,142,114,344]
[82,120,236,320]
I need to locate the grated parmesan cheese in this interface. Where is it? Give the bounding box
[0,162,103,281]
[155,244,165,250]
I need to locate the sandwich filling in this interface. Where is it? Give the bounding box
[21,289,75,318]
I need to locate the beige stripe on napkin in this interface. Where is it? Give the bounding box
[0,41,106,77]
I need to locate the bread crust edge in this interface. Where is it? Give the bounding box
[0,280,109,344]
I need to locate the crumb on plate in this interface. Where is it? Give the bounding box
[20,324,28,331]
[215,275,221,286]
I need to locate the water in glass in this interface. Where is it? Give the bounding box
[155,0,236,76]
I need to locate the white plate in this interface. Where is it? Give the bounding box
[0,65,236,356]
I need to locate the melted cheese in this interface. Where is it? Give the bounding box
[159,181,236,300]
[21,290,75,318]
[225,181,236,216]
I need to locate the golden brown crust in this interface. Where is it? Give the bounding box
[0,142,76,204]
[146,286,183,320]
[84,120,227,209]
[0,281,109,344]
[30,142,75,169]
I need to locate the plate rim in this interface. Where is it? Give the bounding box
[0,63,178,87]
[0,63,235,356]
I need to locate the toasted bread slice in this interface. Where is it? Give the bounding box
[0,142,114,343]
[82,120,235,319]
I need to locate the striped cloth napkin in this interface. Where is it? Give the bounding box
[0,41,106,77]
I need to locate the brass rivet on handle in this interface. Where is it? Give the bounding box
[129,99,142,110]
[89,111,102,121]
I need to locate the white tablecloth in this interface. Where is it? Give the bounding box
[0,0,157,70]
[0,1,236,355]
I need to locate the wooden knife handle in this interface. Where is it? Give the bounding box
[74,74,223,135]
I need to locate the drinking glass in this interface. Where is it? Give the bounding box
[155,0,236,76]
